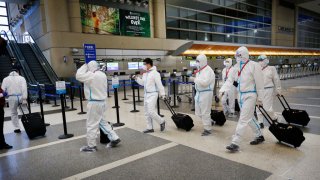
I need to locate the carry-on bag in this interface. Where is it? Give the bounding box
[278,95,310,127]
[163,99,194,131]
[19,105,46,139]
[211,110,226,126]
[257,105,305,148]
[100,128,111,144]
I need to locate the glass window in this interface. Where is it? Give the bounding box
[180,31,189,39]
[0,25,8,32]
[167,29,179,39]
[0,16,8,25]
[197,12,211,22]
[188,10,197,20]
[213,15,225,24]
[212,34,225,42]
[212,24,225,33]
[179,9,188,18]
[189,21,197,30]
[180,20,188,29]
[197,22,211,31]
[166,18,179,28]
[0,7,7,16]
[189,31,197,40]
[167,6,179,17]
[197,32,206,41]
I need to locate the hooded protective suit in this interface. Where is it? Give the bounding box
[136,66,166,130]
[1,71,27,130]
[257,55,281,124]
[193,54,215,131]
[221,58,236,115]
[76,61,119,148]
[219,46,264,146]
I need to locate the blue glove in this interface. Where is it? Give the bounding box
[2,92,8,97]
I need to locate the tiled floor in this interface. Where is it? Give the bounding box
[1,75,320,179]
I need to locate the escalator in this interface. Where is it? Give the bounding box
[18,43,51,84]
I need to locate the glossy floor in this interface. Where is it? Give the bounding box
[1,75,320,180]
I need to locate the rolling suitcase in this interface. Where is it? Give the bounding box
[19,105,46,139]
[278,95,310,127]
[100,128,111,144]
[163,99,194,131]
[257,105,305,148]
[211,110,226,126]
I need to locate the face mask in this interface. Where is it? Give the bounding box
[236,57,241,64]
[196,62,200,69]
[142,65,148,71]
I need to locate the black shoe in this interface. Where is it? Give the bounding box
[143,129,154,133]
[0,143,13,150]
[260,123,264,129]
[226,144,239,152]
[109,139,121,147]
[250,136,265,145]
[160,122,166,132]
[14,129,21,133]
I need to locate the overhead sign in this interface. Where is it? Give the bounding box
[83,44,96,63]
[56,81,66,95]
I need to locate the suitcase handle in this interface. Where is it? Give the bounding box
[163,99,176,116]
[277,95,291,110]
[18,104,30,116]
[256,105,276,125]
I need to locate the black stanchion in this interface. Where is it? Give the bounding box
[191,83,195,111]
[52,96,59,107]
[58,94,74,139]
[68,85,77,111]
[122,80,128,100]
[157,96,164,117]
[137,85,142,102]
[38,85,50,126]
[130,82,139,113]
[107,84,111,98]
[77,85,86,115]
[171,80,179,108]
[81,83,87,101]
[112,88,125,127]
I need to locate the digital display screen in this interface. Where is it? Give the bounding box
[138,62,144,69]
[128,62,139,70]
[190,61,197,67]
[107,62,119,71]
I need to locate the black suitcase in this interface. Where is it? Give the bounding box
[235,99,240,112]
[278,95,310,127]
[257,105,305,148]
[100,128,111,144]
[163,99,194,131]
[211,110,226,126]
[19,105,46,139]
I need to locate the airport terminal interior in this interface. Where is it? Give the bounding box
[0,0,320,179]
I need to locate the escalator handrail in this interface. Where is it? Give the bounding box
[0,30,36,84]
[28,41,58,84]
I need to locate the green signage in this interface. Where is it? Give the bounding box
[119,10,150,37]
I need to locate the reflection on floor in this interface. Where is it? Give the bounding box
[1,75,320,179]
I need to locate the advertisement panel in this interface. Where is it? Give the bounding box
[80,3,119,35]
[80,2,150,37]
[119,10,150,37]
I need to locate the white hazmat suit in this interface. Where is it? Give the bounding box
[193,54,215,133]
[76,61,120,149]
[220,47,264,149]
[221,58,236,115]
[256,55,281,125]
[1,71,27,131]
[136,66,166,131]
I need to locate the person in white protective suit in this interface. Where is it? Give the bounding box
[219,46,265,152]
[76,61,120,153]
[1,69,27,133]
[221,58,237,118]
[189,54,215,136]
[256,54,281,129]
[134,58,166,133]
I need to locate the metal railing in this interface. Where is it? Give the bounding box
[1,30,36,84]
